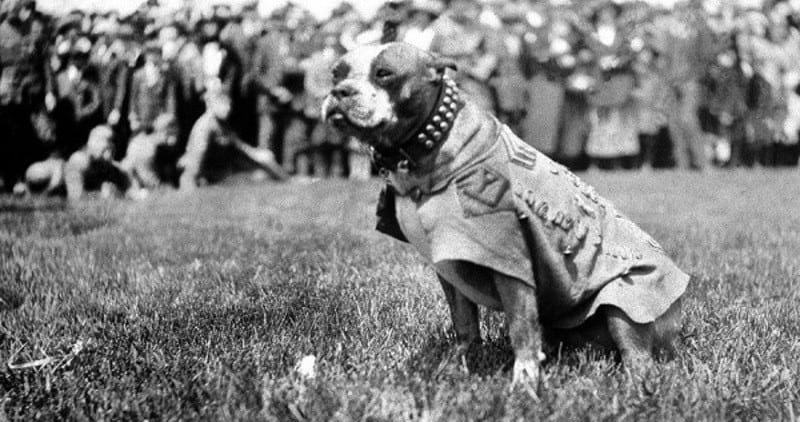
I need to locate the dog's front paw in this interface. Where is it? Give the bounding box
[510,357,541,400]
[435,340,477,377]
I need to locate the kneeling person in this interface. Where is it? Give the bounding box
[23,156,67,196]
[122,113,179,190]
[178,93,288,190]
[65,125,136,200]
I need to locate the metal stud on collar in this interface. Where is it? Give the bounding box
[415,76,461,152]
[397,159,410,173]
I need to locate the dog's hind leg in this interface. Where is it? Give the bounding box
[605,297,684,372]
[438,275,480,347]
[652,298,683,360]
[604,305,655,372]
[494,273,543,395]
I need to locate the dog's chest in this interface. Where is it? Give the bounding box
[396,193,504,308]
[394,194,434,261]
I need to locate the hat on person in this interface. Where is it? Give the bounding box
[55,14,82,34]
[497,2,528,23]
[411,0,444,16]
[56,39,72,56]
[376,0,410,24]
[0,0,35,17]
[91,17,119,36]
[143,39,161,54]
[72,36,93,55]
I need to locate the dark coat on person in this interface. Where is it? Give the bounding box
[0,9,49,185]
[129,64,177,132]
[52,63,104,157]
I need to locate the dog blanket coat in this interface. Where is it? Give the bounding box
[384,103,690,329]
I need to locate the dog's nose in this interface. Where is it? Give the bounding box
[332,84,358,99]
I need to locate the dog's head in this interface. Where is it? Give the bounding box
[322,42,456,149]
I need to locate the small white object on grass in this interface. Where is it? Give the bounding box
[295,355,317,379]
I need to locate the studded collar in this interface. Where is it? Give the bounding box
[371,75,465,173]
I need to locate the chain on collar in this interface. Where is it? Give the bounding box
[372,75,465,174]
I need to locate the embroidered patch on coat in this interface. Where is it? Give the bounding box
[502,129,538,170]
[456,166,511,217]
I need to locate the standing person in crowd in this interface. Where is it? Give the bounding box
[0,0,49,192]
[489,6,529,137]
[518,8,582,163]
[301,30,345,177]
[771,5,800,165]
[270,10,317,176]
[429,0,501,113]
[161,21,204,152]
[99,20,140,159]
[50,36,103,159]
[700,28,748,168]
[584,3,640,170]
[198,14,243,127]
[737,11,776,166]
[652,5,713,170]
[128,41,176,137]
[740,5,800,166]
[127,39,179,183]
[225,4,267,148]
[633,45,671,170]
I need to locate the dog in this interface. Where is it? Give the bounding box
[322,42,689,391]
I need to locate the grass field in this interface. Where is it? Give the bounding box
[1,170,799,421]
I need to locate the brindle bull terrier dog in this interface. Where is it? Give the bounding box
[322,42,689,393]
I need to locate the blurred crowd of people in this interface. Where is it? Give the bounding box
[2,0,800,200]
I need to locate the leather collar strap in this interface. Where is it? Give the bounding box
[371,75,465,173]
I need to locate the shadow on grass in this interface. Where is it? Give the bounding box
[404,333,514,379]
[0,201,66,214]
[0,208,116,238]
[404,328,632,383]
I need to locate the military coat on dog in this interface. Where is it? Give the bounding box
[383,102,689,330]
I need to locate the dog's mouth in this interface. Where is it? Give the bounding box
[323,100,387,141]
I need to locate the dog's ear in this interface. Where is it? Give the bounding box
[428,55,457,74]
[425,55,457,82]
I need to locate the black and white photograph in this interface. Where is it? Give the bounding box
[1,0,798,419]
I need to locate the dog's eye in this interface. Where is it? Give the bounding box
[375,68,395,79]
